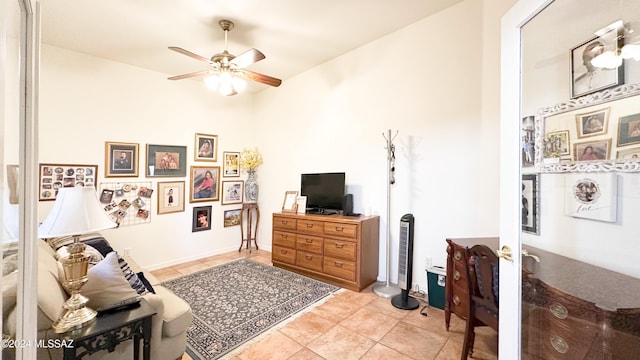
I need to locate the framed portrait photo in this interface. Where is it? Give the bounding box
[157,181,185,214]
[617,146,640,160]
[570,27,624,99]
[521,174,539,235]
[282,191,298,212]
[194,133,218,162]
[223,209,241,227]
[223,151,240,177]
[146,144,188,177]
[221,180,243,205]
[105,142,139,177]
[192,206,212,232]
[576,108,610,138]
[190,166,220,203]
[574,139,611,162]
[617,112,640,147]
[39,163,99,201]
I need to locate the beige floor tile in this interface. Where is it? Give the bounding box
[310,296,361,322]
[150,267,182,282]
[286,348,326,360]
[379,321,447,359]
[339,307,399,341]
[306,325,376,360]
[278,312,337,346]
[364,296,412,320]
[237,331,303,360]
[360,343,415,360]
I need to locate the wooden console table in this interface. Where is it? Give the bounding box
[272,212,379,291]
[239,203,259,252]
[444,237,640,358]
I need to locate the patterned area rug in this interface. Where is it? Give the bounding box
[162,259,339,360]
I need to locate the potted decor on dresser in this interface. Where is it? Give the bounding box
[239,147,263,203]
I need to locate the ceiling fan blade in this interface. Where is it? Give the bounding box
[241,70,282,87]
[231,48,266,69]
[168,46,213,65]
[168,70,211,80]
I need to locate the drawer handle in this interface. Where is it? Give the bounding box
[453,295,460,305]
[280,250,288,254]
[335,243,344,248]
[549,303,568,319]
[306,224,313,228]
[550,335,568,354]
[305,238,313,243]
[282,220,288,225]
[334,261,343,267]
[454,250,462,261]
[280,234,288,239]
[305,255,313,260]
[335,227,344,232]
[454,270,461,281]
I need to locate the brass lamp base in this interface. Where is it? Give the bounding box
[52,292,97,333]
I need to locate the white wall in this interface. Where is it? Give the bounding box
[38,0,517,292]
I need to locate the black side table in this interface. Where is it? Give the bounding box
[60,299,156,360]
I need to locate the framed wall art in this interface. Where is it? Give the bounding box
[146,144,188,177]
[521,174,539,235]
[190,166,220,203]
[576,108,609,138]
[39,163,98,201]
[223,151,240,177]
[574,139,611,162]
[570,21,624,99]
[194,133,218,162]
[565,173,617,223]
[617,146,640,160]
[223,209,241,227]
[617,112,640,147]
[221,180,243,205]
[192,206,212,232]
[157,181,185,214]
[282,191,298,212]
[522,115,535,167]
[105,142,139,177]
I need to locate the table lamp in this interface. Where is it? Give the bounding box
[38,187,117,333]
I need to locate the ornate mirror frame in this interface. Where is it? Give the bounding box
[535,84,640,172]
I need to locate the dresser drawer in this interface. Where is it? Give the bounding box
[324,239,356,262]
[273,230,296,248]
[272,245,296,265]
[324,257,356,282]
[297,219,325,236]
[296,234,323,254]
[296,251,323,272]
[324,222,357,239]
[273,216,297,231]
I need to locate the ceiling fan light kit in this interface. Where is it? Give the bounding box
[590,20,640,70]
[168,19,282,96]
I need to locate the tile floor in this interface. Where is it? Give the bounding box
[151,249,498,360]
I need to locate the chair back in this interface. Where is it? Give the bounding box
[468,244,499,330]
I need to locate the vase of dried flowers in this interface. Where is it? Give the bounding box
[239,147,263,203]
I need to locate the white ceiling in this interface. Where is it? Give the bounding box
[40,0,462,92]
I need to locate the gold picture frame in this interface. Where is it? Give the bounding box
[282,191,298,212]
[105,141,139,177]
[194,133,218,162]
[157,181,185,214]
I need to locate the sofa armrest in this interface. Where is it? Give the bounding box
[122,255,161,286]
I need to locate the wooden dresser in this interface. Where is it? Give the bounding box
[272,212,379,292]
[444,237,640,359]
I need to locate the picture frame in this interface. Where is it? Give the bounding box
[223,209,241,227]
[570,24,624,99]
[576,108,610,138]
[105,142,139,177]
[190,166,220,203]
[221,180,243,205]
[617,112,640,147]
[574,139,611,162]
[192,206,212,232]
[194,133,218,162]
[521,115,535,167]
[521,174,539,235]
[617,146,640,160]
[223,151,240,177]
[282,191,298,212]
[146,144,187,177]
[39,163,99,201]
[545,130,570,158]
[565,173,617,223]
[296,195,307,214]
[157,181,185,214]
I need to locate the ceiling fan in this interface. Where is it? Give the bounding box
[168,19,282,96]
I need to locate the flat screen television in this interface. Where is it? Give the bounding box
[300,172,345,214]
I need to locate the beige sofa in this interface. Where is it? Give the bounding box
[2,237,192,360]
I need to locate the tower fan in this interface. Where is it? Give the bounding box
[391,214,420,310]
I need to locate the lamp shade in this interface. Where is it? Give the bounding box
[38,187,117,238]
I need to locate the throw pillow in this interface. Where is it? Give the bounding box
[2,271,18,319]
[81,237,114,257]
[136,272,156,294]
[2,254,18,276]
[44,232,105,251]
[117,256,149,296]
[83,252,138,309]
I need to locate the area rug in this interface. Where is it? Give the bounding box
[161,259,339,360]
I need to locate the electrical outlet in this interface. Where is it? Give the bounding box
[425,257,432,269]
[124,248,131,256]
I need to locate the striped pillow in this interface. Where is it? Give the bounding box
[116,255,149,296]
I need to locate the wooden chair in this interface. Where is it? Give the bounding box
[461,244,499,359]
